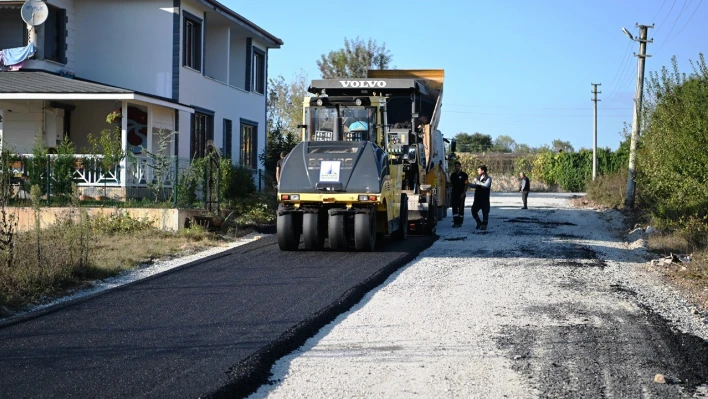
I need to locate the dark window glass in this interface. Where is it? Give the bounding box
[183,14,201,71]
[240,122,257,168]
[252,50,265,94]
[223,119,232,160]
[191,113,213,159]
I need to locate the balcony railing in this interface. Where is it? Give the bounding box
[10,154,175,188]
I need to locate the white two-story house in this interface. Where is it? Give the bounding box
[0,0,282,199]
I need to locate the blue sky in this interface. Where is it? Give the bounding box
[225,0,707,151]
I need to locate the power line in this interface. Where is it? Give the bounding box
[661,0,693,41]
[652,0,669,21]
[607,41,633,91]
[657,0,703,53]
[654,0,678,34]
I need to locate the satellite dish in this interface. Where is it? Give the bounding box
[21,0,49,27]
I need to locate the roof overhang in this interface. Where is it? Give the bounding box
[0,92,195,113]
[0,72,194,113]
[194,0,283,48]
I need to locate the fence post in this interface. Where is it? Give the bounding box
[46,154,51,206]
[173,157,178,208]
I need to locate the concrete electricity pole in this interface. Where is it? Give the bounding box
[624,24,653,208]
[591,83,601,181]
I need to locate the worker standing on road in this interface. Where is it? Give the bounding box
[469,165,492,230]
[519,171,530,209]
[449,161,469,228]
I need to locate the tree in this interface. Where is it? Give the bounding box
[637,54,708,231]
[267,71,309,137]
[515,143,532,154]
[454,132,493,152]
[551,139,574,153]
[493,135,516,153]
[317,37,393,78]
[261,72,307,181]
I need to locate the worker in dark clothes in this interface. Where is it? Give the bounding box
[519,171,530,209]
[469,165,492,230]
[449,161,469,227]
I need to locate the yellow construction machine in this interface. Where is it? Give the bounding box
[276,69,449,251]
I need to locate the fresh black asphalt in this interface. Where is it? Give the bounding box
[0,234,437,399]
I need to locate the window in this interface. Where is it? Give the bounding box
[191,112,213,159]
[44,5,67,64]
[0,6,25,50]
[240,120,258,169]
[252,48,265,94]
[223,119,232,160]
[183,12,202,71]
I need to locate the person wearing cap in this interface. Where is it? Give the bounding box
[449,161,469,227]
[469,165,492,230]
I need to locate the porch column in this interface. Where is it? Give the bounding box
[146,105,153,184]
[120,100,128,186]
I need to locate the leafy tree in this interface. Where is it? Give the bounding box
[267,71,309,137]
[261,71,306,183]
[493,135,516,153]
[317,37,392,78]
[515,143,532,154]
[454,132,493,152]
[637,54,708,234]
[551,139,574,153]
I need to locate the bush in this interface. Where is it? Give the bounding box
[90,211,155,235]
[586,169,627,208]
[637,55,708,228]
[220,159,256,207]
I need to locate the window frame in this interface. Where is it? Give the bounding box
[44,4,67,64]
[190,110,214,159]
[223,119,233,160]
[182,11,203,71]
[252,47,266,94]
[239,119,258,169]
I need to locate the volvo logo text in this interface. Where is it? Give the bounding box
[339,80,387,88]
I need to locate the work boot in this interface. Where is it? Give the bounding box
[480,224,487,231]
[475,221,482,230]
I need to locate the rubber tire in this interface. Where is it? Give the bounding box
[277,213,299,251]
[328,214,347,250]
[303,213,325,250]
[354,212,376,252]
[392,199,408,240]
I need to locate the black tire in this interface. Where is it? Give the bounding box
[392,197,408,240]
[354,212,376,252]
[328,214,347,250]
[277,213,299,251]
[303,213,325,250]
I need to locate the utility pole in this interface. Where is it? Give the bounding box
[591,83,601,181]
[624,23,653,208]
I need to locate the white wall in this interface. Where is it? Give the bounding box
[179,1,268,174]
[229,33,247,90]
[72,0,174,98]
[204,20,229,84]
[68,100,118,152]
[0,101,44,154]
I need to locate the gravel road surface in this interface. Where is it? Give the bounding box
[249,193,708,399]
